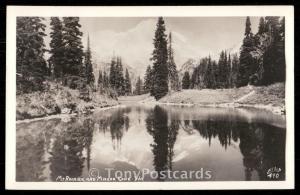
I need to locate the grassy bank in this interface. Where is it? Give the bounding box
[16,82,119,120]
[158,83,285,115]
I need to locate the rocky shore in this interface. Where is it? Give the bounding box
[16,82,119,121]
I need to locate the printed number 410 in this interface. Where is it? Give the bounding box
[267,173,280,179]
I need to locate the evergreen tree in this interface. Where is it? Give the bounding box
[124,68,132,95]
[115,57,125,96]
[117,57,125,95]
[103,71,109,88]
[212,60,218,88]
[258,17,266,35]
[182,71,190,89]
[62,17,84,77]
[167,32,180,91]
[151,17,169,100]
[213,58,220,88]
[84,35,95,85]
[204,56,215,88]
[135,76,143,95]
[237,16,256,87]
[144,65,153,93]
[230,53,239,87]
[97,70,103,89]
[190,66,198,89]
[227,53,232,87]
[279,17,285,38]
[217,50,228,88]
[223,51,231,88]
[261,16,285,84]
[190,58,209,89]
[245,16,252,36]
[49,17,64,79]
[16,17,47,93]
[109,57,117,89]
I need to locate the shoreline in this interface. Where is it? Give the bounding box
[16,99,284,124]
[152,83,285,116]
[139,100,285,116]
[16,104,122,124]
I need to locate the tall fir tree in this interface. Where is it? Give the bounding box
[115,57,125,95]
[62,17,84,77]
[167,32,180,91]
[109,56,117,89]
[261,16,285,84]
[245,16,252,36]
[212,60,218,88]
[84,35,95,85]
[227,53,232,87]
[151,17,169,100]
[237,16,256,87]
[258,17,266,35]
[144,65,153,94]
[48,17,64,79]
[135,76,143,95]
[97,70,103,89]
[204,56,216,88]
[17,17,47,93]
[279,17,285,39]
[124,68,132,95]
[217,50,228,88]
[103,71,109,88]
[182,71,190,89]
[190,66,198,89]
[230,53,239,87]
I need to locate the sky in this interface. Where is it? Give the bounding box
[44,17,260,76]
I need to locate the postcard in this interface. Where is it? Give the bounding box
[6,6,294,190]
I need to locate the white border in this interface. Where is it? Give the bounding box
[6,6,294,190]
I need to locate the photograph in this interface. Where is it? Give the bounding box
[6,6,294,190]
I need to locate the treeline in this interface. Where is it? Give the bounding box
[142,17,180,100]
[238,16,285,86]
[105,56,132,96]
[182,52,239,89]
[17,17,95,93]
[16,16,285,99]
[17,17,48,93]
[17,17,133,97]
[182,16,285,90]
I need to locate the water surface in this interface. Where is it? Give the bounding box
[16,104,286,181]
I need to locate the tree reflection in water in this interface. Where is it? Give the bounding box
[16,131,46,181]
[49,117,94,181]
[146,106,179,181]
[16,105,285,181]
[146,105,285,181]
[16,120,59,181]
[95,107,131,150]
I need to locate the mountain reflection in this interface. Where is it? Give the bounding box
[146,105,285,181]
[16,105,286,181]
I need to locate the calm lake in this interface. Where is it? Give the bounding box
[16,104,286,181]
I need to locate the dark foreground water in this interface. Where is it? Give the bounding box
[16,104,286,182]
